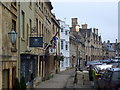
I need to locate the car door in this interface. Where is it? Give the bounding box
[98,70,110,88]
[98,71,108,88]
[104,71,112,88]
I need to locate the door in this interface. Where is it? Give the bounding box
[2,69,9,89]
[12,67,16,88]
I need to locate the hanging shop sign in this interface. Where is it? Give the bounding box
[29,37,43,47]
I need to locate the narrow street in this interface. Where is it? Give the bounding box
[37,68,75,88]
[0,1,118,89]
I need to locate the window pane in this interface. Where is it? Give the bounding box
[61,40,64,49]
[61,28,63,32]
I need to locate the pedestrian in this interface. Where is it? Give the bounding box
[85,60,87,66]
[88,65,93,81]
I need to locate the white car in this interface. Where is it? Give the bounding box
[94,64,113,74]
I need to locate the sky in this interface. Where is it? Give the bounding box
[51,1,118,43]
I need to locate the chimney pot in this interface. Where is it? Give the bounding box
[82,24,87,29]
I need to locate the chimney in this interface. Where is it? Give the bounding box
[107,40,110,44]
[71,18,78,29]
[103,41,106,43]
[116,39,117,43]
[82,24,87,29]
[96,29,98,35]
[93,28,95,33]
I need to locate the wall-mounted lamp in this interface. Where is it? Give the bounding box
[8,24,17,45]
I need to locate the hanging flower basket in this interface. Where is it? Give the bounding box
[59,56,64,61]
[54,55,59,61]
[54,55,64,61]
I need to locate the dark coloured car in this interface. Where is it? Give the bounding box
[98,68,120,90]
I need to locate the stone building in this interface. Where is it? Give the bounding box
[70,18,85,67]
[80,25,92,61]
[0,1,60,89]
[102,40,115,59]
[19,1,60,87]
[0,2,18,89]
[34,1,54,84]
[70,18,103,66]
[80,25,103,61]
[51,13,60,74]
[92,28,103,60]
[19,2,37,88]
[115,42,120,58]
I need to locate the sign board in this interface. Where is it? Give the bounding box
[29,37,43,47]
[49,47,56,54]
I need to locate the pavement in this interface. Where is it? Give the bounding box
[37,68,75,88]
[66,65,96,89]
[37,64,96,89]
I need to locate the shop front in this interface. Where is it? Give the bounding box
[20,54,38,88]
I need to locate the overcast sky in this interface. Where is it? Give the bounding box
[51,1,118,43]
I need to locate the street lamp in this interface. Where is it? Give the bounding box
[75,25,80,71]
[8,25,17,45]
[75,25,80,32]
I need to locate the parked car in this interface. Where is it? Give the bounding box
[99,59,112,64]
[98,68,120,90]
[111,59,120,63]
[109,63,120,68]
[87,61,102,81]
[87,61,102,70]
[92,64,113,88]
[94,63,112,75]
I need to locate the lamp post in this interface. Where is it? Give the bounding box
[75,25,80,70]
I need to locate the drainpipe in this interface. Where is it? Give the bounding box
[17,1,21,81]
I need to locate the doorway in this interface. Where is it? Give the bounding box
[2,69,9,89]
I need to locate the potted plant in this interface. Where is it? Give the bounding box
[20,76,26,90]
[13,77,21,90]
[54,55,59,60]
[60,56,64,61]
